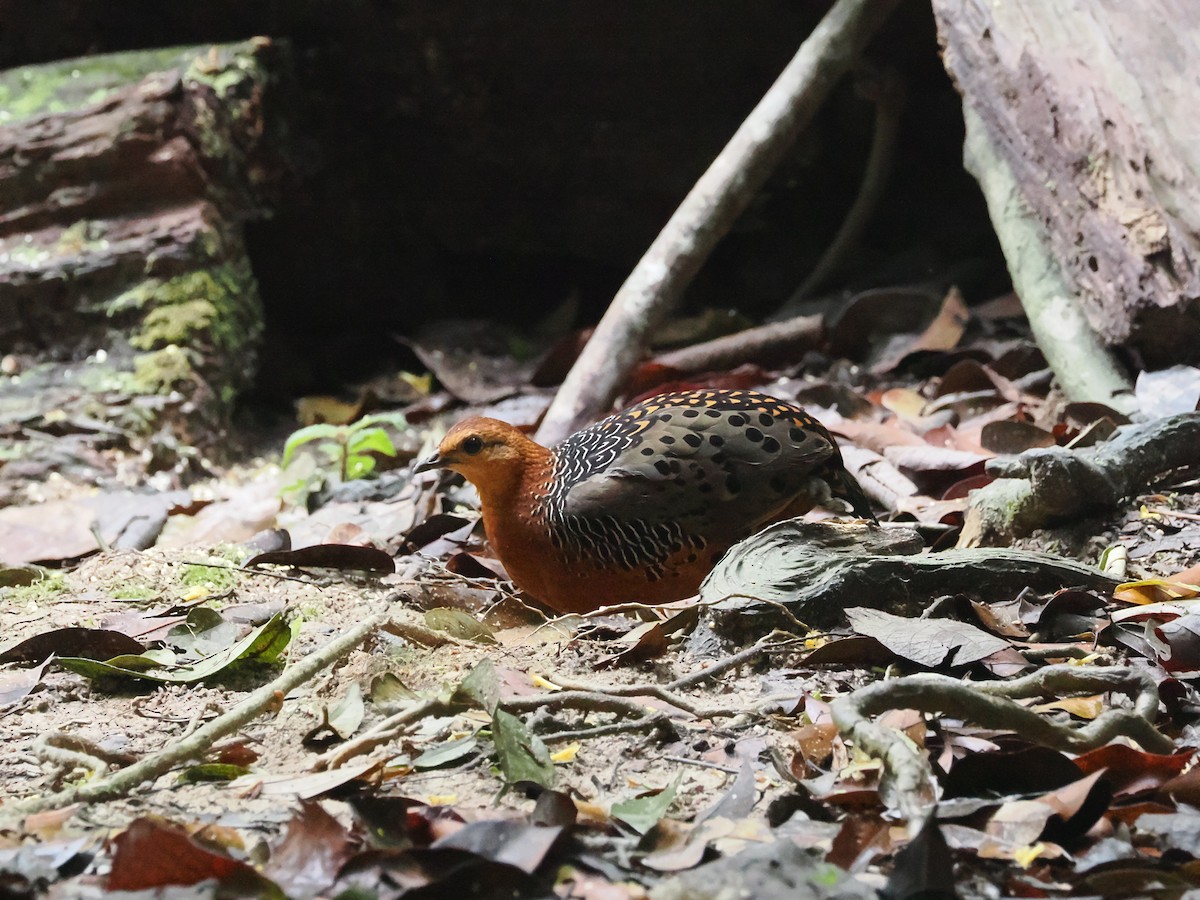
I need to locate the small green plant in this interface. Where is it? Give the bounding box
[282,413,408,482]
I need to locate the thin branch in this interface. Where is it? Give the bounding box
[3,612,389,820]
[651,314,824,376]
[790,64,905,301]
[536,0,905,444]
[312,697,458,772]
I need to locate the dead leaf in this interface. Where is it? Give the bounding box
[432,820,562,874]
[882,816,954,899]
[0,657,54,711]
[106,817,262,891]
[942,746,1083,801]
[880,388,928,424]
[980,420,1056,455]
[1113,578,1200,605]
[846,608,1010,667]
[263,801,356,898]
[0,628,144,665]
[1073,744,1194,798]
[883,445,990,473]
[1135,365,1200,419]
[245,543,394,573]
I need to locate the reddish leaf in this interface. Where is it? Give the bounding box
[789,722,839,777]
[107,817,259,891]
[1073,745,1194,798]
[827,815,891,870]
[264,801,357,897]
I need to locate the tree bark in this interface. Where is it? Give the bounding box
[934,0,1200,367]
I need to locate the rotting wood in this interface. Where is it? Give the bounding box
[536,0,904,444]
[934,0,1200,366]
[962,105,1135,412]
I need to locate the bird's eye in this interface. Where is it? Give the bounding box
[462,435,484,455]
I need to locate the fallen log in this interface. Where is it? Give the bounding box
[0,40,291,469]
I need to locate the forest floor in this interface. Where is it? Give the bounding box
[3,295,1200,899]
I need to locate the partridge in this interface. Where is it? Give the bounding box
[415,389,873,613]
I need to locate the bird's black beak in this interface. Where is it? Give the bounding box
[413,452,444,474]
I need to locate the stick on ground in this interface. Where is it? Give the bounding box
[2,612,389,820]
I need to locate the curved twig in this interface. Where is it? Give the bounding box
[830,664,1171,829]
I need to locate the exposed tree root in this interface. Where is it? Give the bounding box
[701,521,1116,634]
[960,411,1200,547]
[830,664,1171,829]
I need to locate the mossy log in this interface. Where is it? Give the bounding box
[0,40,290,467]
[699,521,1117,637]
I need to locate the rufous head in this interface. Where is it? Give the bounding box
[414,417,546,495]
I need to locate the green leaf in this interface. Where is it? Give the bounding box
[166,608,241,657]
[492,709,554,788]
[611,773,682,834]
[282,424,342,465]
[413,735,479,770]
[177,763,251,783]
[455,658,500,713]
[344,453,378,480]
[59,612,293,684]
[369,672,420,705]
[424,608,496,644]
[345,427,397,459]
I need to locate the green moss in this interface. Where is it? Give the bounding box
[0,42,266,126]
[132,345,196,393]
[3,570,68,604]
[180,563,241,594]
[112,581,156,600]
[134,299,220,349]
[116,262,260,362]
